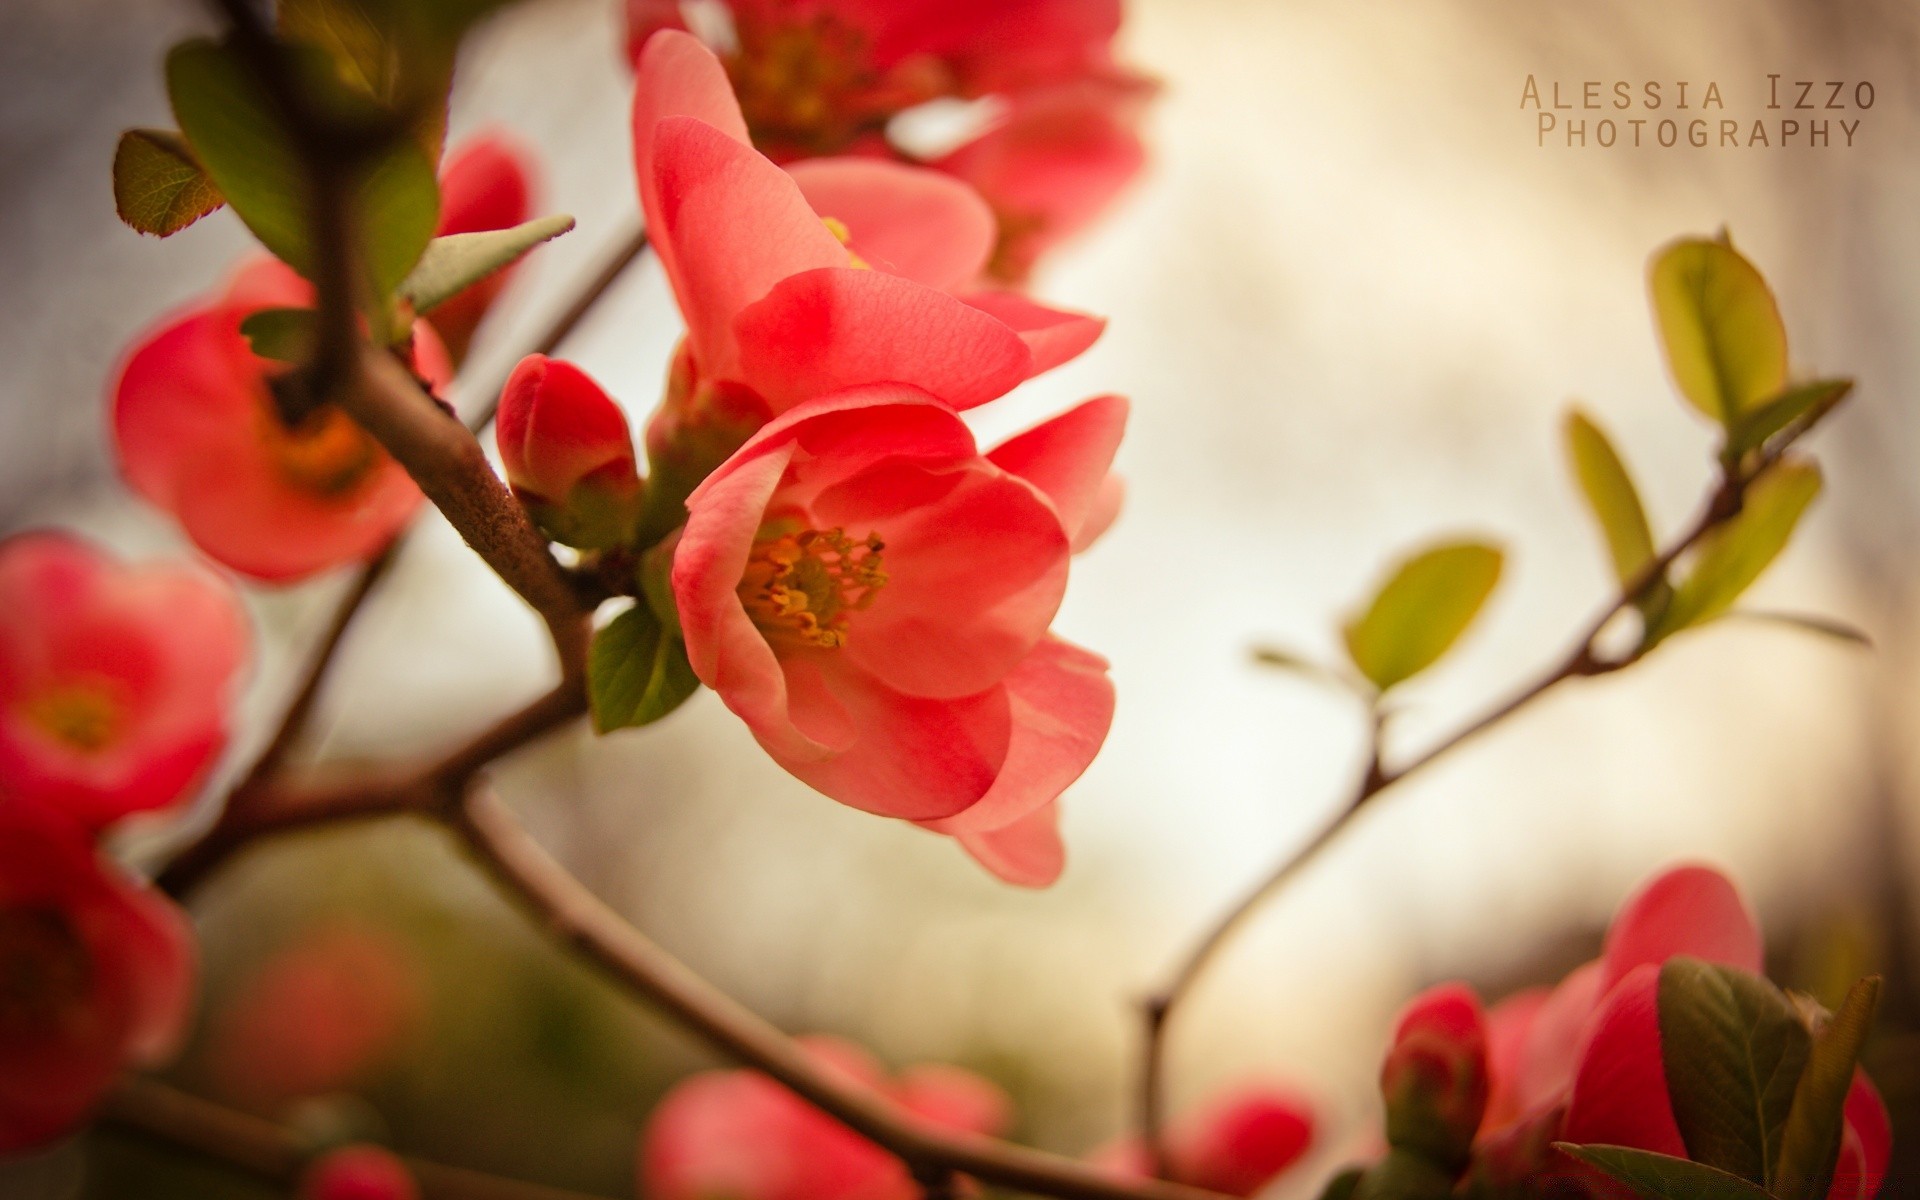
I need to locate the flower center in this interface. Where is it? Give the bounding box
[819,216,870,269]
[256,399,381,497]
[24,680,126,754]
[0,907,92,1032]
[739,526,888,648]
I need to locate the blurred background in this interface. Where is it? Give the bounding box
[3,0,1919,1195]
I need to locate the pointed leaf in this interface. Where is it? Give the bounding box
[1557,1144,1775,1200]
[589,603,701,733]
[399,215,575,315]
[239,307,319,363]
[1342,541,1504,691]
[1648,462,1822,645]
[1774,976,1881,1200]
[1657,957,1811,1188]
[113,128,226,236]
[1650,237,1789,426]
[1565,409,1659,594]
[1729,380,1853,460]
[1727,611,1871,649]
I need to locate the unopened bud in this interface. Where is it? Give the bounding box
[497,355,643,549]
[1380,982,1489,1169]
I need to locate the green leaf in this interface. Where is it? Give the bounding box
[165,37,439,305]
[399,216,575,315]
[589,603,701,733]
[1342,541,1504,691]
[112,128,226,236]
[1564,409,1660,596]
[1657,957,1812,1188]
[239,307,319,363]
[1556,1144,1775,1200]
[1316,1167,1364,1200]
[1728,379,1853,461]
[1774,976,1881,1200]
[1726,611,1871,649]
[277,0,455,159]
[1647,461,1823,645]
[1650,236,1790,427]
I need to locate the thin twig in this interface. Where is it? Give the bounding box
[1134,469,1754,1170]
[99,1075,613,1200]
[447,788,1229,1200]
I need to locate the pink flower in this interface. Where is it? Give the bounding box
[1380,983,1488,1168]
[0,796,195,1154]
[622,2,1152,280]
[1410,865,1890,1200]
[208,920,425,1111]
[300,1145,419,1200]
[631,29,1101,439]
[112,259,451,583]
[639,1035,1009,1200]
[426,131,538,364]
[670,387,1124,885]
[1095,1086,1317,1196]
[0,532,249,832]
[497,355,643,548]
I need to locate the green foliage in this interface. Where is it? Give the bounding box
[588,603,700,734]
[1318,1167,1365,1200]
[1650,235,1789,427]
[165,37,440,313]
[1774,977,1881,1200]
[1342,541,1503,691]
[239,307,319,363]
[112,128,226,236]
[399,216,576,317]
[1556,1144,1775,1200]
[1646,462,1823,646]
[1564,408,1665,618]
[1657,957,1811,1188]
[1350,1147,1458,1200]
[1727,380,1852,462]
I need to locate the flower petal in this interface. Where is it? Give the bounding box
[787,157,995,291]
[988,395,1127,551]
[1561,964,1686,1158]
[1600,864,1763,992]
[962,291,1106,376]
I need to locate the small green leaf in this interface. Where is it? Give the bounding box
[112,128,226,236]
[1728,379,1853,461]
[589,603,701,733]
[1556,1144,1775,1200]
[1564,409,1660,596]
[399,216,575,316]
[239,307,319,363]
[1774,976,1881,1200]
[356,137,441,302]
[1658,957,1812,1187]
[1647,461,1823,646]
[1650,236,1790,426]
[1726,611,1871,649]
[1342,541,1504,691]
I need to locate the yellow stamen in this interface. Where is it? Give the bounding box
[24,681,125,754]
[739,526,888,648]
[820,216,870,270]
[255,400,381,496]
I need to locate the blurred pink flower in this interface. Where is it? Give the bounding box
[671,387,1123,884]
[426,130,538,365]
[0,796,195,1154]
[1094,1085,1318,1196]
[0,532,248,831]
[112,260,450,583]
[497,355,643,548]
[300,1144,420,1200]
[639,1035,1008,1200]
[208,920,425,1111]
[622,1,1152,281]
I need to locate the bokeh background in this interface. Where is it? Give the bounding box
[4,0,1920,1196]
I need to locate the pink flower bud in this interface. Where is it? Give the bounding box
[300,1145,419,1200]
[0,532,249,831]
[1380,982,1489,1168]
[1091,1085,1316,1197]
[497,355,643,549]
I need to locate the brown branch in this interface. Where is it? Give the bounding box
[157,683,585,897]
[98,1075,613,1200]
[447,788,1228,1200]
[1134,469,1755,1170]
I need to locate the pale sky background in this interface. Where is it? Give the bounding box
[3,0,1919,1193]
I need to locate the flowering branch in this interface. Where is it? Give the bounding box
[98,1075,613,1200]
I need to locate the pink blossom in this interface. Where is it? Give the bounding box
[0,796,195,1153]
[112,260,450,583]
[639,1035,1008,1200]
[0,532,249,831]
[1095,1085,1318,1196]
[300,1145,420,1200]
[425,131,538,364]
[670,387,1123,884]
